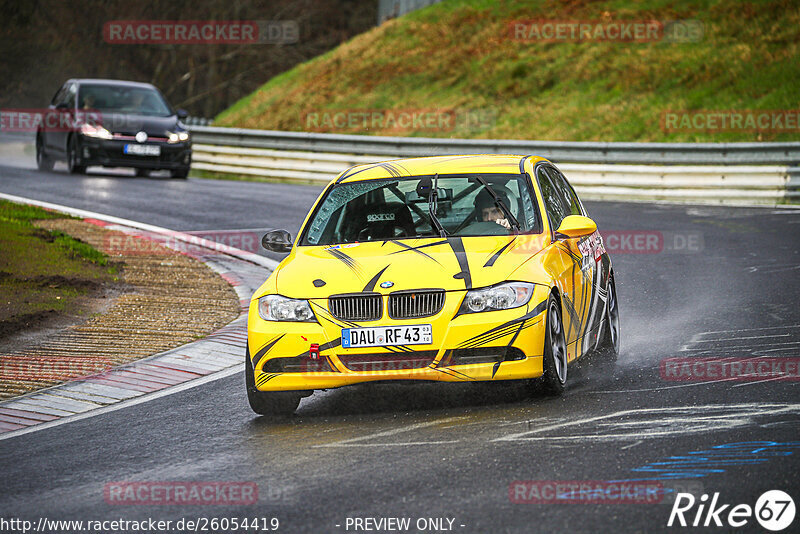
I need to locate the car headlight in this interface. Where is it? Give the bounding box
[459,282,535,314]
[167,131,190,143]
[80,123,113,140]
[258,295,315,322]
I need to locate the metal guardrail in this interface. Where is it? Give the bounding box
[189,126,800,165]
[188,126,800,206]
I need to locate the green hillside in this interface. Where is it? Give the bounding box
[216,0,799,142]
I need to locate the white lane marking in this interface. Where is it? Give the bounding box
[594,376,743,393]
[0,192,279,270]
[319,441,461,447]
[0,365,243,441]
[690,333,792,343]
[730,375,794,388]
[492,403,800,442]
[314,417,465,448]
[693,324,800,337]
[620,440,643,450]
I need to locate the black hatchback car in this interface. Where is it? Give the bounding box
[36,79,192,178]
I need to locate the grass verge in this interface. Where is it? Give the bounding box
[0,200,119,337]
[216,0,799,143]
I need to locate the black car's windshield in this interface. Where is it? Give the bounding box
[78,84,173,117]
[301,173,541,246]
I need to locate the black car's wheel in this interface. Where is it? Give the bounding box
[36,133,54,172]
[66,135,86,174]
[596,275,620,359]
[245,348,301,416]
[540,294,569,395]
[171,167,189,179]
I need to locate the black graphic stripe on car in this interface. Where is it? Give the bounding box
[483,237,517,267]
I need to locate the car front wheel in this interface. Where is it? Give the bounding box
[67,136,86,174]
[245,348,302,416]
[540,294,568,395]
[36,134,54,171]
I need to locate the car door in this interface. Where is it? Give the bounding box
[50,82,77,155]
[545,165,603,356]
[535,164,585,360]
[43,84,68,152]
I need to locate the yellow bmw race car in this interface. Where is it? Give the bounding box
[246,155,619,415]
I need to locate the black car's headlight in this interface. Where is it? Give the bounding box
[258,295,315,322]
[167,131,190,144]
[459,282,535,314]
[80,123,113,140]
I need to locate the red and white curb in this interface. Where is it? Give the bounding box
[0,193,277,440]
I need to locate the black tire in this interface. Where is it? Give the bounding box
[36,133,54,172]
[171,167,189,179]
[596,274,620,360]
[539,293,569,395]
[135,168,149,177]
[67,135,86,174]
[245,348,301,416]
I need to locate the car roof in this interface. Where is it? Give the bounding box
[336,154,549,183]
[66,79,157,89]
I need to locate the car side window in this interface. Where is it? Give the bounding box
[536,166,569,230]
[63,84,77,108]
[545,166,583,216]
[51,85,68,106]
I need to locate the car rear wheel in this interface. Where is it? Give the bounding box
[245,348,301,416]
[67,136,86,174]
[540,294,568,395]
[36,134,54,172]
[596,275,620,359]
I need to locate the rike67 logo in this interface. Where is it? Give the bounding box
[668,490,795,531]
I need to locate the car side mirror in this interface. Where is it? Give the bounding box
[262,229,293,253]
[555,215,597,239]
[176,109,189,119]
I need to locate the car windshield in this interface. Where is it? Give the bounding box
[77,84,173,117]
[301,173,541,246]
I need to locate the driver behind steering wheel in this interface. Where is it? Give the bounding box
[474,188,512,230]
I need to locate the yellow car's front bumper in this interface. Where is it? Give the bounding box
[247,289,549,392]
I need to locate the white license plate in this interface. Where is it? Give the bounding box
[124,144,161,156]
[342,324,432,348]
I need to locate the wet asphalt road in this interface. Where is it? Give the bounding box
[1,158,799,533]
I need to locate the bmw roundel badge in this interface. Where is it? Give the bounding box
[380,281,394,288]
